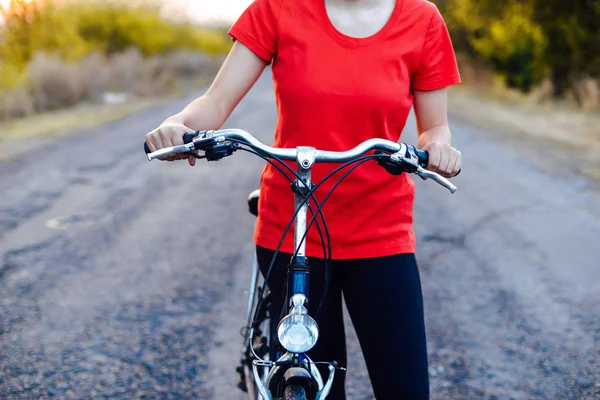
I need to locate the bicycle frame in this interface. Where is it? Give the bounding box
[246,146,336,400]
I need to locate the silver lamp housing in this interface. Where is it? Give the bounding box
[276,294,319,353]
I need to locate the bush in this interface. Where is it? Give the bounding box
[25,53,85,112]
[78,52,110,102]
[162,50,217,81]
[0,49,221,122]
[0,86,35,121]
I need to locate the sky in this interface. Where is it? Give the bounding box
[164,0,253,23]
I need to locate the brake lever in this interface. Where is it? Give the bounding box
[375,148,457,194]
[146,143,196,161]
[415,167,457,194]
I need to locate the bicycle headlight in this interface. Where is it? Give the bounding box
[277,314,319,353]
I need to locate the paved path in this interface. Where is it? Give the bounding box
[1,72,599,399]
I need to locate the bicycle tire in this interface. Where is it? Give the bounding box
[284,384,307,400]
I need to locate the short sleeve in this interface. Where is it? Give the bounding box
[228,0,282,63]
[411,7,461,91]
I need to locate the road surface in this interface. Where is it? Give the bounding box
[1,73,599,399]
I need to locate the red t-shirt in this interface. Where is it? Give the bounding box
[229,0,461,259]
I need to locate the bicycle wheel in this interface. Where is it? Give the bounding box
[284,384,307,400]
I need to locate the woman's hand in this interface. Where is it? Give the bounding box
[420,141,462,178]
[145,122,198,166]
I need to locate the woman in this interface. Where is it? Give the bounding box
[145,0,462,398]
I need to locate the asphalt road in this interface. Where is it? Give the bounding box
[1,72,599,399]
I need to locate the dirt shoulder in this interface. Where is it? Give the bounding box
[448,87,600,184]
[0,99,169,162]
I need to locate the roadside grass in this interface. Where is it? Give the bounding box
[1,98,160,141]
[0,96,170,162]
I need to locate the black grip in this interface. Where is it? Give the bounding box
[416,149,428,168]
[183,132,197,144]
[143,131,201,155]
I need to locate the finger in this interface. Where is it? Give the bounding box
[147,132,161,153]
[158,128,174,150]
[439,146,451,176]
[451,151,462,177]
[169,127,195,161]
[145,133,158,152]
[188,155,196,166]
[446,156,458,177]
[172,129,185,146]
[149,135,170,161]
[427,146,441,172]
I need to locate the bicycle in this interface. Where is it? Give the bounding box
[144,129,457,399]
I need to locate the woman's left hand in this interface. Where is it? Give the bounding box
[420,142,462,178]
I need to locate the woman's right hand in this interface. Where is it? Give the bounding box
[145,122,199,166]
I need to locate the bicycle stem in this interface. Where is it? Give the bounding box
[287,147,316,307]
[293,147,316,260]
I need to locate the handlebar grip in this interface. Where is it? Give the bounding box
[416,149,428,168]
[144,142,151,154]
[183,132,198,144]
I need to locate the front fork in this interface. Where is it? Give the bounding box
[253,354,336,400]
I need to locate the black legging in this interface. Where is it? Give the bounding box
[256,245,430,400]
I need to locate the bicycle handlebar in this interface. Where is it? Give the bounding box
[144,129,457,193]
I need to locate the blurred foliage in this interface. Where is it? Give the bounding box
[1,0,598,105]
[0,49,219,120]
[0,0,226,121]
[0,0,231,89]
[435,0,600,100]
[532,0,600,98]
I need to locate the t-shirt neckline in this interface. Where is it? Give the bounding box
[317,0,404,46]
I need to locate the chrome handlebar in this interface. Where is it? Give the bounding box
[145,129,457,193]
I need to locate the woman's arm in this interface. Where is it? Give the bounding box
[145,42,268,165]
[413,88,462,177]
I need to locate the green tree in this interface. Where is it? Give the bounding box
[0,0,86,71]
[69,1,231,57]
[532,0,600,99]
[436,0,546,92]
